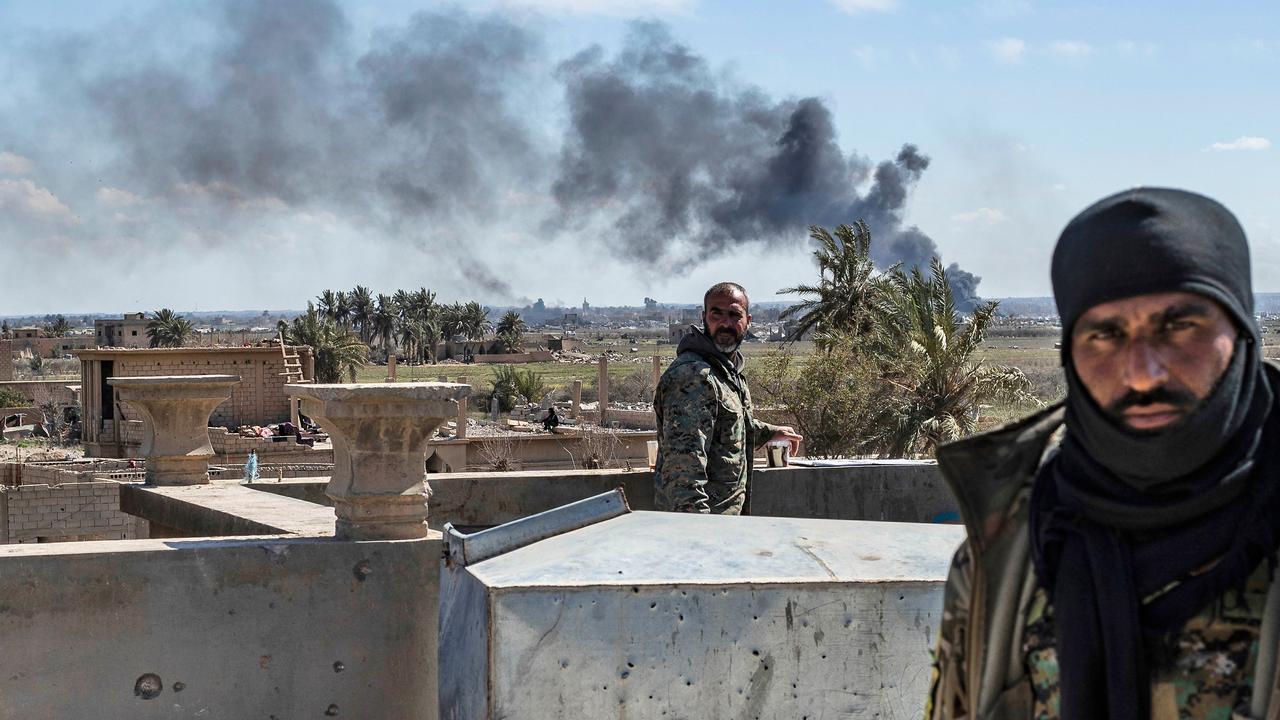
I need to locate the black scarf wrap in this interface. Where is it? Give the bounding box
[1030,359,1280,719]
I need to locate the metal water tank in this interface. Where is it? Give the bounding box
[440,490,964,719]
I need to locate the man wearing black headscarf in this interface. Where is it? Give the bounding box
[927,188,1280,719]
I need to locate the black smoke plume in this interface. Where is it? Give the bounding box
[551,22,979,304]
[12,4,980,304]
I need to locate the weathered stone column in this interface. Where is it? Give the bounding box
[385,355,397,382]
[108,375,241,486]
[286,383,470,540]
[597,356,609,426]
[571,380,582,419]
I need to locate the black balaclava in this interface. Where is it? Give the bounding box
[1052,187,1262,489]
[1034,187,1280,720]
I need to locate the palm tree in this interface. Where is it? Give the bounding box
[865,258,1039,457]
[146,309,194,348]
[348,285,374,343]
[282,303,368,382]
[460,301,492,341]
[440,303,465,342]
[317,290,340,321]
[495,310,526,353]
[45,315,71,337]
[778,222,887,348]
[333,290,352,330]
[372,294,397,356]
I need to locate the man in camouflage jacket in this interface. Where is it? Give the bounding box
[928,189,1280,719]
[653,282,802,514]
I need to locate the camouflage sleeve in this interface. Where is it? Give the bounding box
[749,417,780,451]
[927,539,973,719]
[655,366,719,513]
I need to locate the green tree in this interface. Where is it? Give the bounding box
[460,301,492,341]
[44,315,71,337]
[146,309,194,348]
[348,285,374,343]
[281,303,368,383]
[494,310,526,353]
[488,365,547,411]
[865,259,1039,456]
[317,290,340,321]
[372,294,397,356]
[778,222,886,348]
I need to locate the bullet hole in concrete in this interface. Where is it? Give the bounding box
[333,661,345,673]
[325,704,340,716]
[353,560,372,581]
[649,602,657,610]
[173,681,186,692]
[626,662,635,668]
[631,586,639,593]
[620,671,629,679]
[134,673,162,699]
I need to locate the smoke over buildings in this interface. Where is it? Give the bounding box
[4,1,980,305]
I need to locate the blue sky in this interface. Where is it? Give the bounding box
[1,0,1277,314]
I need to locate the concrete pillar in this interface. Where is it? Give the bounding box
[386,355,397,382]
[652,354,662,387]
[597,356,609,427]
[571,380,582,419]
[108,375,241,486]
[286,382,470,541]
[456,396,468,439]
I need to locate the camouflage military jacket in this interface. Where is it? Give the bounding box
[927,401,1280,720]
[653,332,778,515]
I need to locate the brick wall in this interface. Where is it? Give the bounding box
[0,482,144,544]
[0,340,12,381]
[110,353,291,428]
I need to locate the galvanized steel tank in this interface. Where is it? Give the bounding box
[439,490,965,719]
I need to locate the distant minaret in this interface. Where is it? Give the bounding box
[582,297,590,312]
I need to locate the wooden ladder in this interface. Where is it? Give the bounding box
[280,331,310,430]
[279,331,310,384]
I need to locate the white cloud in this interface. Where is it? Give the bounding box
[0,179,76,221]
[1049,40,1093,58]
[96,187,145,207]
[831,0,897,14]
[1207,136,1271,152]
[988,37,1026,64]
[950,207,1009,225]
[0,151,34,176]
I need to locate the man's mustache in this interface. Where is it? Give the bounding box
[1105,385,1198,417]
[714,328,741,341]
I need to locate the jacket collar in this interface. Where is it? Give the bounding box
[935,401,1065,550]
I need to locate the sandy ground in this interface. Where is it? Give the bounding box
[0,441,84,463]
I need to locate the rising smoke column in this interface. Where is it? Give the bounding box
[62,0,543,297]
[552,22,981,304]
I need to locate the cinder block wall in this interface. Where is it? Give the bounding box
[0,340,13,381]
[0,482,143,543]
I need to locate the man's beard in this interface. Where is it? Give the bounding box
[707,325,742,354]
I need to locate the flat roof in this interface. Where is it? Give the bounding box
[75,346,305,359]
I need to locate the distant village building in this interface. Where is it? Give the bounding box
[95,313,150,348]
[76,345,314,457]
